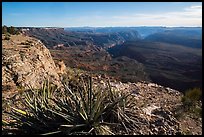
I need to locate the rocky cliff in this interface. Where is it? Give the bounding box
[2,34,63,97]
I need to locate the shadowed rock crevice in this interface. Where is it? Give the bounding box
[12,74,20,87]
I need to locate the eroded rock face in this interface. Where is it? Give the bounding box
[2,34,62,94]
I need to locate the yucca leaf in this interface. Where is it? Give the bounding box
[107,79,114,101]
[46,108,73,123]
[47,78,50,98]
[100,125,115,135]
[6,112,23,123]
[88,76,92,119]
[93,103,107,122]
[2,120,9,125]
[51,99,69,113]
[41,130,62,135]
[81,77,89,111]
[24,91,33,104]
[12,107,27,115]
[121,121,129,134]
[43,81,46,101]
[78,87,89,118]
[60,123,86,128]
[88,127,94,133]
[51,100,76,123]
[99,122,119,126]
[78,111,87,121]
[90,91,106,121]
[25,98,35,110]
[8,112,33,127]
[79,104,88,121]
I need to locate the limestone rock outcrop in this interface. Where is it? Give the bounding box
[2,34,62,94]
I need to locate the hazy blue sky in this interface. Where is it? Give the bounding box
[2,2,202,27]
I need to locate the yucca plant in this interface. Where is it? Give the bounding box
[4,75,138,135]
[104,80,141,134]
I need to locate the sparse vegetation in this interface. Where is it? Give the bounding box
[2,25,8,34]
[181,88,202,117]
[2,25,20,35]
[3,76,138,135]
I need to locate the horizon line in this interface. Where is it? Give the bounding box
[2,25,202,28]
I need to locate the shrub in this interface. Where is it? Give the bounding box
[2,26,20,35]
[181,88,202,111]
[8,26,15,35]
[2,25,8,34]
[4,76,138,135]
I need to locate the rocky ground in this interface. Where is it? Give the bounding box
[92,76,202,135]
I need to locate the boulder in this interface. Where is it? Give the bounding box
[2,34,62,95]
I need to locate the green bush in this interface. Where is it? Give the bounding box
[2,25,8,34]
[4,76,138,135]
[181,88,202,111]
[2,25,20,35]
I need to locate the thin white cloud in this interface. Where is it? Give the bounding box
[187,5,202,9]
[105,5,202,27]
[26,4,202,27]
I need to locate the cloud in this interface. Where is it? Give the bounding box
[187,5,202,9]
[29,4,202,27]
[107,5,202,27]
[183,5,202,16]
